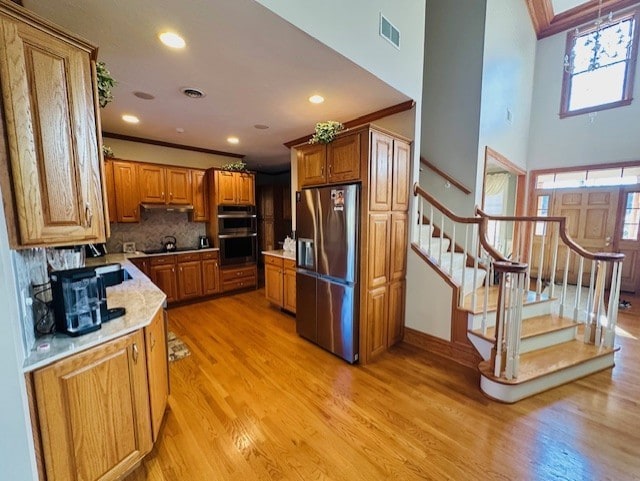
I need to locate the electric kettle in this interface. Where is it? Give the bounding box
[163,236,177,252]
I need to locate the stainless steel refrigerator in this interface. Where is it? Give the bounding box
[296,183,359,363]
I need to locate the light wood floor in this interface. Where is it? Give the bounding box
[126,289,640,481]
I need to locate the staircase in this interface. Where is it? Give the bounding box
[412,183,623,403]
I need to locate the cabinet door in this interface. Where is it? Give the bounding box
[327,131,361,183]
[190,169,209,221]
[367,213,390,288]
[145,308,169,442]
[0,18,106,245]
[260,219,275,252]
[389,212,408,281]
[369,131,393,211]
[150,264,178,303]
[202,258,220,295]
[138,164,166,204]
[33,330,152,481]
[237,172,255,205]
[215,170,237,205]
[166,167,191,205]
[283,266,297,313]
[131,257,150,276]
[177,260,203,300]
[392,140,411,211]
[297,143,326,187]
[104,160,117,223]
[113,160,140,222]
[265,263,284,307]
[366,286,388,359]
[387,280,405,346]
[259,185,275,218]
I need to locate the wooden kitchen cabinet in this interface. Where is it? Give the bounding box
[112,160,140,222]
[283,259,297,313]
[202,251,220,295]
[131,256,150,276]
[297,132,361,188]
[32,329,152,481]
[387,280,406,347]
[177,253,203,300]
[104,160,117,224]
[144,308,169,442]
[149,256,178,303]
[138,164,192,205]
[221,264,257,292]
[190,169,209,222]
[214,170,255,205]
[264,256,284,306]
[0,4,107,247]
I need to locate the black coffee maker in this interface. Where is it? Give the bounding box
[50,267,103,336]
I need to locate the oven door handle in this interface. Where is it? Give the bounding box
[218,233,258,239]
[217,214,257,218]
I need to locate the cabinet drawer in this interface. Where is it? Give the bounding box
[221,265,257,282]
[201,250,219,260]
[264,255,283,267]
[177,252,201,262]
[283,258,296,270]
[149,255,176,266]
[222,277,256,292]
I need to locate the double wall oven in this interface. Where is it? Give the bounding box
[218,205,257,265]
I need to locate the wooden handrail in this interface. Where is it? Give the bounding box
[475,207,624,263]
[420,157,472,195]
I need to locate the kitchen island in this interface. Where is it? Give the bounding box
[24,256,170,481]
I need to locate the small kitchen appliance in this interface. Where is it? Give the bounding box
[50,267,103,336]
[198,235,210,249]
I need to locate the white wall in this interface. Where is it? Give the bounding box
[255,0,425,101]
[104,138,237,169]
[478,0,537,174]
[421,0,487,216]
[528,22,640,170]
[0,186,38,480]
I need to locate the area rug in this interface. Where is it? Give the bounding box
[167,331,191,362]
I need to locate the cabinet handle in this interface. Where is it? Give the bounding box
[132,343,139,363]
[328,164,332,176]
[170,192,173,199]
[321,165,324,176]
[161,191,165,199]
[150,334,156,351]
[85,202,93,228]
[172,267,175,273]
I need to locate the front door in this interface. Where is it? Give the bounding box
[614,188,640,293]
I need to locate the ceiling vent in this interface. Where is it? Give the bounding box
[180,87,206,99]
[379,14,400,49]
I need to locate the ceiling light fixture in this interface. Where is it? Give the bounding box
[133,91,155,100]
[227,137,240,144]
[254,124,269,130]
[159,31,186,49]
[122,114,140,124]
[308,94,325,104]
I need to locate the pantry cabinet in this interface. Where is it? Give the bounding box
[0,3,107,247]
[32,329,153,481]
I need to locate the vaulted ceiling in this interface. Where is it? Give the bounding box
[527,0,640,39]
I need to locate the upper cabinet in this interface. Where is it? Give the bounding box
[297,132,362,188]
[189,169,209,222]
[0,3,107,247]
[214,170,255,205]
[138,164,192,206]
[112,160,140,223]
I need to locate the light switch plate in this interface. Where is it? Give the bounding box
[123,242,136,253]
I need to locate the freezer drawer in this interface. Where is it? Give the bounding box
[316,278,358,363]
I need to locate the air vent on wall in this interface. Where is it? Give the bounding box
[379,13,400,49]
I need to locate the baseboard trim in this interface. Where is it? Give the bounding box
[403,327,481,368]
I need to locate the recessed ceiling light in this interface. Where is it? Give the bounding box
[227,137,239,144]
[308,94,324,104]
[122,114,140,124]
[133,91,155,100]
[180,87,206,99]
[254,124,269,130]
[159,31,186,49]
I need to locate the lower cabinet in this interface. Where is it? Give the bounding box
[176,253,203,300]
[32,329,155,481]
[145,308,169,442]
[264,254,296,313]
[149,257,178,303]
[201,251,220,295]
[221,264,257,292]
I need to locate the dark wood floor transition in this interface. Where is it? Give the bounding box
[126,289,640,480]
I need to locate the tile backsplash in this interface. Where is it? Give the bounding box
[106,210,206,253]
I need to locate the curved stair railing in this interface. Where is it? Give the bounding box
[413,183,624,381]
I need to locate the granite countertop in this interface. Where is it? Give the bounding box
[23,258,166,372]
[262,249,296,260]
[125,247,219,258]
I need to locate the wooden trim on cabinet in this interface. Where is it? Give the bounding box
[102,132,245,159]
[283,100,415,148]
[420,157,472,195]
[24,373,46,481]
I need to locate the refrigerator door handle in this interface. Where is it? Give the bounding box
[297,238,315,269]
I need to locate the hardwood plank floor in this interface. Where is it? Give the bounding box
[126,289,640,481]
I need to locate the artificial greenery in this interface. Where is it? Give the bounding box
[102,145,114,158]
[309,121,344,144]
[221,160,247,172]
[96,61,116,108]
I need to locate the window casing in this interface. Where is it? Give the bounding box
[560,10,640,118]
